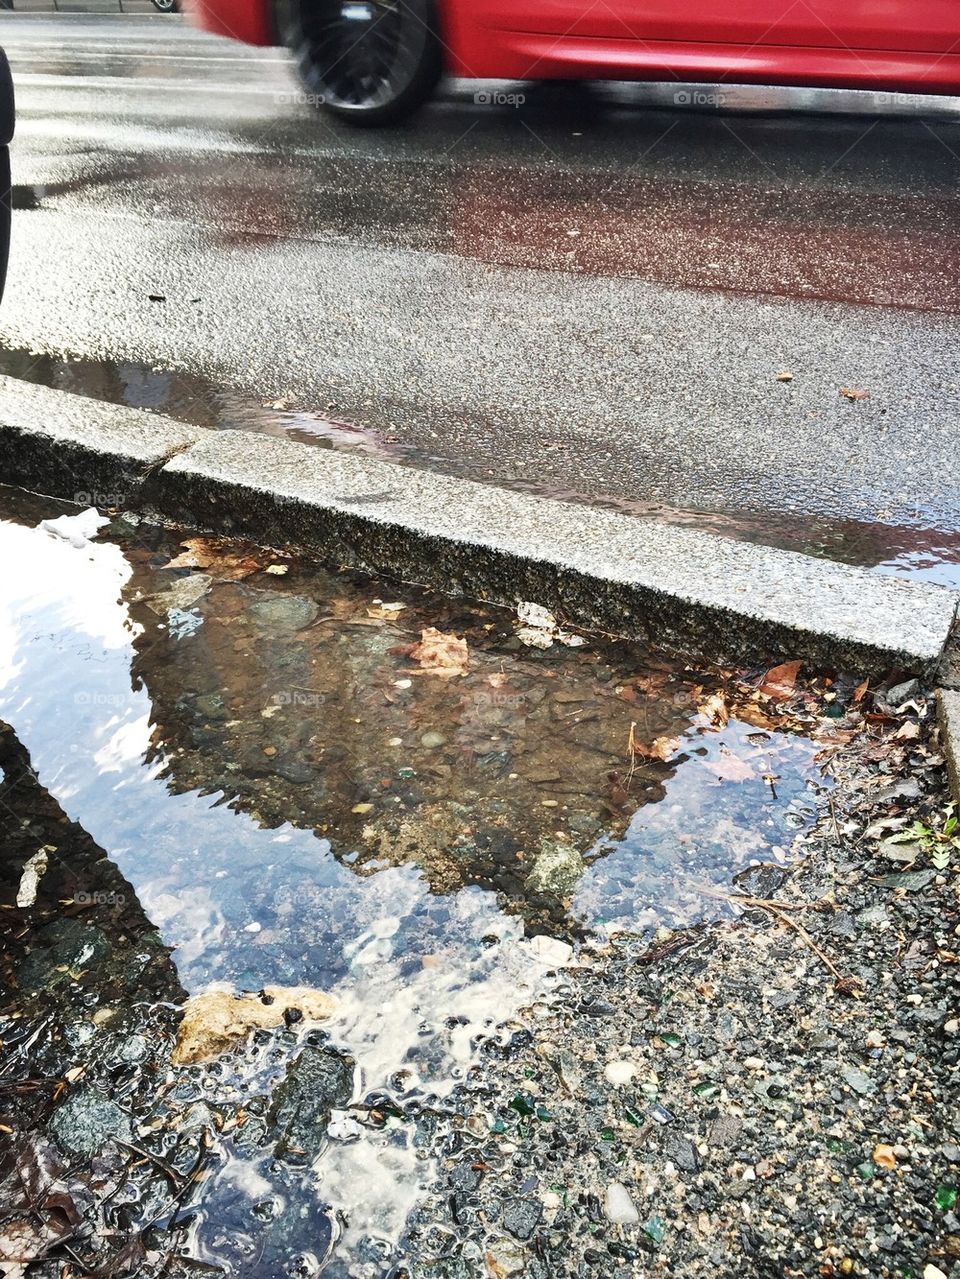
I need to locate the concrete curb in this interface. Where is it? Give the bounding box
[0,375,202,503]
[1,375,957,677]
[936,690,960,804]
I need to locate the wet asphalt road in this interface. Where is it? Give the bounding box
[2,13,960,564]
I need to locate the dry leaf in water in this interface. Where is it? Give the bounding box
[633,734,682,762]
[761,659,803,700]
[408,627,469,678]
[699,691,729,727]
[166,537,263,581]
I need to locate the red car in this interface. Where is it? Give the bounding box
[185,0,960,125]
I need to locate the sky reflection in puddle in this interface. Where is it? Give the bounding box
[0,491,831,1273]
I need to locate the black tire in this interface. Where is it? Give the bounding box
[283,0,441,126]
[151,0,180,11]
[0,147,10,306]
[0,49,14,147]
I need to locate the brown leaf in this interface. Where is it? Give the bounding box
[408,627,469,679]
[894,721,920,740]
[840,387,870,401]
[633,734,682,762]
[760,659,803,700]
[166,537,264,581]
[852,678,869,704]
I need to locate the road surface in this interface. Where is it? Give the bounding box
[2,13,960,579]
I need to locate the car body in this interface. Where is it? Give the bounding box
[0,47,13,304]
[186,0,960,124]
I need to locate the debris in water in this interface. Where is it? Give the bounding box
[516,600,585,649]
[15,846,50,907]
[145,573,212,614]
[171,985,336,1064]
[406,626,469,678]
[39,508,109,548]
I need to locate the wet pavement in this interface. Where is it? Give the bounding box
[0,486,850,1275]
[3,14,960,586]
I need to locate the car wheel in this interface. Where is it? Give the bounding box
[0,148,10,306]
[151,0,180,12]
[0,49,13,148]
[284,0,441,126]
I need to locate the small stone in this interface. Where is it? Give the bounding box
[923,1266,948,1279]
[502,1198,542,1240]
[604,1182,640,1225]
[604,1060,636,1087]
[529,935,574,967]
[841,1065,876,1096]
[50,1088,133,1157]
[420,731,447,749]
[886,678,920,706]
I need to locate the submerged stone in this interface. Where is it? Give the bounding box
[524,838,585,898]
[49,1087,133,1157]
[268,1045,355,1159]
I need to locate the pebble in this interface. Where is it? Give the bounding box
[604,1060,636,1086]
[605,1182,640,1225]
[420,731,447,749]
[529,935,574,967]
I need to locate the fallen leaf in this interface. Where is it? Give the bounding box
[852,678,870,703]
[366,601,407,620]
[894,721,920,740]
[408,627,469,678]
[165,537,272,581]
[145,573,213,614]
[632,734,682,762]
[760,659,802,699]
[699,691,729,727]
[776,371,794,382]
[840,387,870,401]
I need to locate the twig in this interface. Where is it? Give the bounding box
[719,893,861,992]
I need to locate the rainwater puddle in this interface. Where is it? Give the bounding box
[2,345,960,590]
[0,488,842,1274]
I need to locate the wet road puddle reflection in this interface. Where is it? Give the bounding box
[0,488,848,1274]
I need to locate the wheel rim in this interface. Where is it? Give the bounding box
[299,0,427,112]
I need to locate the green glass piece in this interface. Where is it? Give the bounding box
[642,1215,667,1245]
[509,1094,535,1118]
[935,1185,958,1210]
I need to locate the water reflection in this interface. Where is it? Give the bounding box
[0,488,833,1273]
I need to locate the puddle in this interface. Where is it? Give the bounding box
[0,488,850,1274]
[3,344,960,590]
